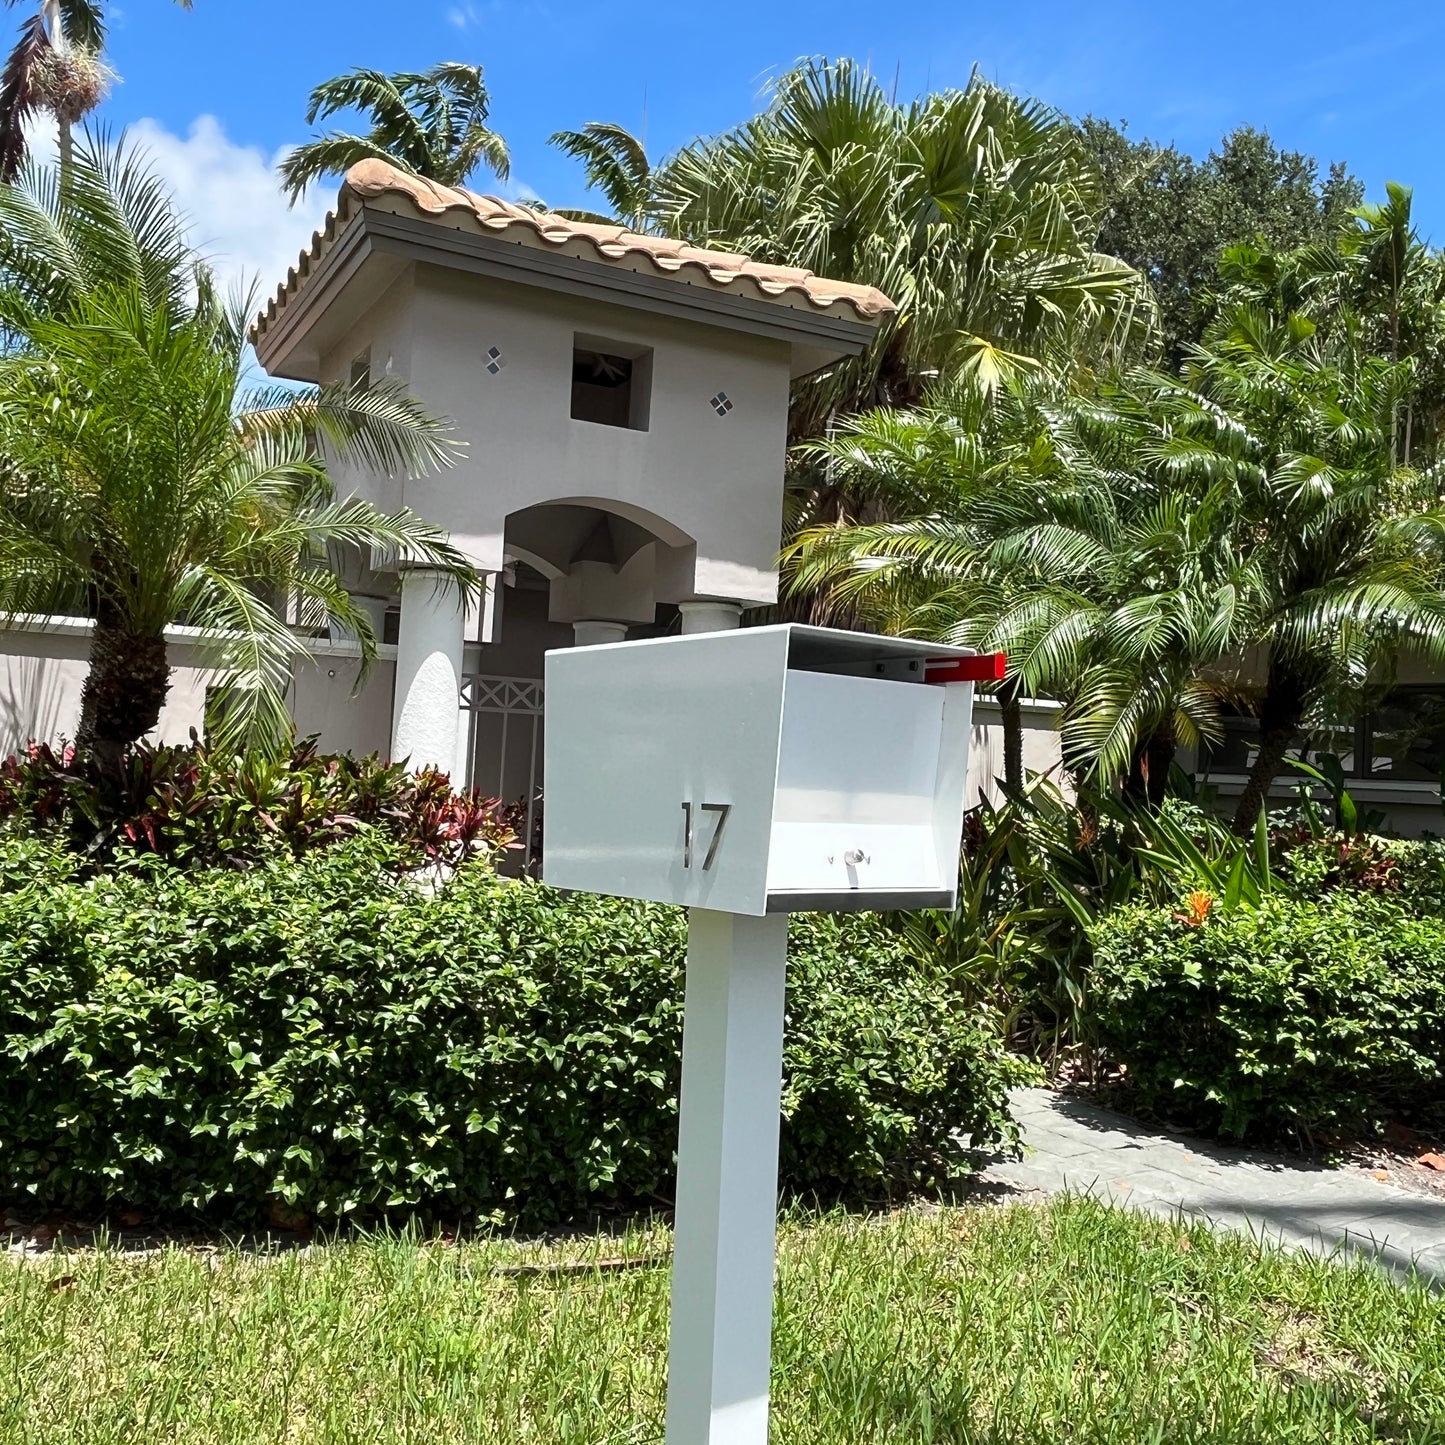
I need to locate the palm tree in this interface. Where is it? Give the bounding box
[1173,302,1445,832]
[651,59,1152,437]
[787,380,1047,789]
[1223,185,1445,467]
[0,0,191,179]
[0,139,478,758]
[787,374,1257,802]
[280,63,508,204]
[547,122,653,230]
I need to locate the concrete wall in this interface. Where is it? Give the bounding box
[317,270,416,524]
[0,620,218,753]
[319,264,793,605]
[289,648,396,759]
[0,621,397,761]
[967,696,1067,809]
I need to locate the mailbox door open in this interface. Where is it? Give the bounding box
[765,668,949,903]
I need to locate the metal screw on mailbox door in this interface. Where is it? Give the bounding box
[843,848,869,866]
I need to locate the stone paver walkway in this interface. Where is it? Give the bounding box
[986,1089,1445,1283]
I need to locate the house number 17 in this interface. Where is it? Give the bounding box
[681,801,731,870]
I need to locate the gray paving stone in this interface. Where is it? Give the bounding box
[986,1088,1445,1283]
[1408,1243,1445,1282]
[1014,1128,1104,1161]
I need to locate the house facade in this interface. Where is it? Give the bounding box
[1183,664,1445,836]
[0,161,1064,839]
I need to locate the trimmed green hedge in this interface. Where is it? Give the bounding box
[1091,894,1445,1141]
[0,837,1027,1223]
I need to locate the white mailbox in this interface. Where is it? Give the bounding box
[543,623,994,914]
[543,621,1002,1445]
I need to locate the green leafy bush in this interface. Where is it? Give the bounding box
[0,840,1026,1223]
[0,828,79,890]
[1091,894,1445,1141]
[898,771,1445,1073]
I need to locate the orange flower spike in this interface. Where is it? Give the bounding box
[1172,890,1214,927]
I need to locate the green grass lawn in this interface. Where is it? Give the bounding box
[2,1195,1440,1444]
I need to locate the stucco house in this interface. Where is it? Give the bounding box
[1184,654,1445,835]
[0,160,1061,856]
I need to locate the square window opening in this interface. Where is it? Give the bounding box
[571,338,652,430]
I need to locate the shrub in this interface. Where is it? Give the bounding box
[0,840,1027,1224]
[1091,894,1445,1141]
[0,739,514,871]
[901,774,1445,1072]
[0,828,78,889]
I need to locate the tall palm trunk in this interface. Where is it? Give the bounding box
[1126,721,1176,810]
[41,0,72,177]
[997,676,1024,793]
[75,622,170,763]
[1230,656,1310,835]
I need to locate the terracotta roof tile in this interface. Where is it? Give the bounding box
[251,159,896,346]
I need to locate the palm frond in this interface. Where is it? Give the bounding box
[240,376,463,479]
[0,13,46,184]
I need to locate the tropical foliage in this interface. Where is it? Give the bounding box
[791,291,1445,825]
[787,371,1259,798]
[552,59,1151,437]
[547,121,653,229]
[0,737,516,870]
[1217,181,1445,465]
[894,764,1445,1133]
[1174,299,1445,829]
[1093,889,1445,1141]
[0,832,1027,1221]
[279,62,508,202]
[1081,120,1362,365]
[0,139,477,754]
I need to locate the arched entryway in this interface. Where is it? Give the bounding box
[438,498,748,868]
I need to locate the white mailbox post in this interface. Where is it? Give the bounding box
[544,624,1002,1444]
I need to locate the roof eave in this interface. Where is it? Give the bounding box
[253,198,888,381]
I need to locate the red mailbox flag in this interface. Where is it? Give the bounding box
[924,653,1008,684]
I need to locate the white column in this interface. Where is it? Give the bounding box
[391,568,466,775]
[679,601,743,635]
[572,619,629,647]
[453,699,475,792]
[666,908,790,1445]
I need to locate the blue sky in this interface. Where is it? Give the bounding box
[80,0,1445,295]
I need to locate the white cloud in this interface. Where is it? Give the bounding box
[23,115,57,171]
[446,0,550,28]
[124,115,331,306]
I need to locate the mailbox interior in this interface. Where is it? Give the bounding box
[763,629,973,912]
